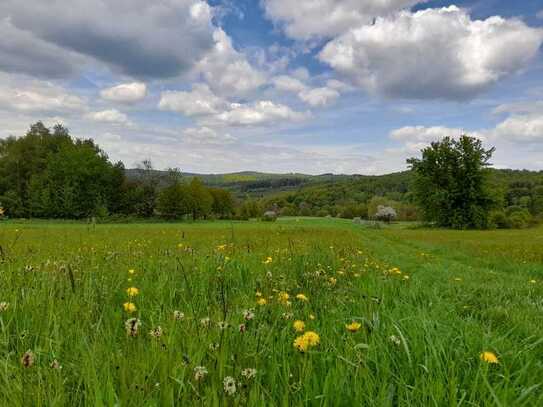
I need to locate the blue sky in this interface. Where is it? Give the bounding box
[0,0,542,174]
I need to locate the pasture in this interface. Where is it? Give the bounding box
[0,219,542,406]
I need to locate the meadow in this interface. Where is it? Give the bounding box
[0,218,542,406]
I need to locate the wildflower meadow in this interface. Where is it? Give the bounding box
[0,218,542,405]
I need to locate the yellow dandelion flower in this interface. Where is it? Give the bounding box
[177,243,184,249]
[329,277,337,285]
[128,269,135,275]
[303,331,320,346]
[345,321,362,332]
[293,320,305,333]
[296,293,309,302]
[216,244,227,251]
[309,314,316,320]
[123,302,137,313]
[126,287,139,297]
[255,291,263,297]
[278,292,290,303]
[257,298,267,306]
[480,351,499,364]
[293,335,309,352]
[529,279,536,284]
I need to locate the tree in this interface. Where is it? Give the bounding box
[156,182,191,219]
[374,205,397,223]
[209,188,234,218]
[188,178,212,220]
[407,135,496,229]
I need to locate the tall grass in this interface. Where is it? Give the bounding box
[0,220,542,405]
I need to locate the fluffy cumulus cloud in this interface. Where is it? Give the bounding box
[0,75,85,113]
[100,83,147,104]
[272,74,341,107]
[0,0,216,79]
[262,0,425,40]
[159,84,226,116]
[213,100,310,126]
[319,6,543,100]
[298,87,340,107]
[194,29,266,96]
[159,84,309,127]
[85,109,129,125]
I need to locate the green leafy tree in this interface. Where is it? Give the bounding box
[156,182,192,219]
[407,135,496,229]
[189,178,212,220]
[209,188,234,218]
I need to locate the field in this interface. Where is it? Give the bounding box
[0,219,542,406]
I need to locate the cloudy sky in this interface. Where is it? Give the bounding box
[1,0,543,174]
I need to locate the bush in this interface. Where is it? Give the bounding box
[488,210,509,229]
[508,209,532,229]
[262,211,277,222]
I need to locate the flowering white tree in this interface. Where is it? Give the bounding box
[375,205,397,223]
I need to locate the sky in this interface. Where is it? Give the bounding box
[1,0,543,175]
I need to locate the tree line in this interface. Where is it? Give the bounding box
[0,122,234,220]
[1,123,542,228]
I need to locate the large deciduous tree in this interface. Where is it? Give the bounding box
[407,135,496,229]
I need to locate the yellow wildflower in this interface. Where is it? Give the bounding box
[309,314,316,320]
[480,351,499,364]
[345,321,362,333]
[303,331,320,346]
[255,291,263,297]
[126,287,139,297]
[123,302,136,313]
[293,336,309,352]
[263,256,273,265]
[278,292,290,303]
[293,320,305,333]
[257,298,267,306]
[529,279,536,284]
[296,293,309,302]
[128,269,135,275]
[0,207,4,216]
[329,277,337,286]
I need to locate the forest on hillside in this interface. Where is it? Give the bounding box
[1,122,543,228]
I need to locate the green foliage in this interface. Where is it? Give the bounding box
[408,135,496,229]
[0,122,123,218]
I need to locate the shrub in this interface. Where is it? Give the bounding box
[262,211,277,222]
[508,210,532,229]
[488,210,509,229]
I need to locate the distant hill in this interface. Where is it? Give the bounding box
[125,167,543,203]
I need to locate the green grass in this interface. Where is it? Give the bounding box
[0,219,542,406]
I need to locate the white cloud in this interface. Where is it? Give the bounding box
[182,126,237,144]
[0,75,85,112]
[213,100,310,126]
[272,74,342,107]
[492,114,543,142]
[319,6,543,100]
[160,83,309,127]
[493,101,543,115]
[195,29,265,96]
[262,0,426,40]
[85,109,129,125]
[100,82,147,103]
[272,75,307,93]
[158,84,226,116]
[298,87,340,107]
